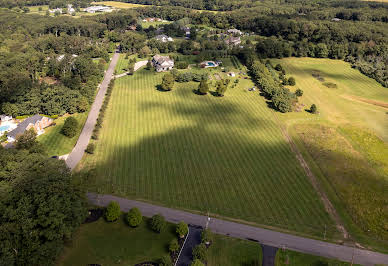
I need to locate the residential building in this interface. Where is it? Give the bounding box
[227,29,242,35]
[0,115,12,122]
[7,115,53,142]
[84,6,112,13]
[155,34,173,42]
[225,36,241,46]
[152,55,174,72]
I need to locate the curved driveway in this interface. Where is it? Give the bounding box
[66,52,120,170]
[87,193,388,266]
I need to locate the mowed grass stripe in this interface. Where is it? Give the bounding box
[82,69,335,236]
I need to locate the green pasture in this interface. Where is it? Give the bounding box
[80,67,336,238]
[273,58,388,249]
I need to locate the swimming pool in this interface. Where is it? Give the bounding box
[0,125,10,132]
[207,62,215,66]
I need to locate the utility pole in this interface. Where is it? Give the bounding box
[324,224,326,240]
[205,210,211,229]
[350,247,355,266]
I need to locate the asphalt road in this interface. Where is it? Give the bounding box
[87,193,388,266]
[66,52,120,170]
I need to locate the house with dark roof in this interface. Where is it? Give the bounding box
[7,115,53,142]
[152,55,174,72]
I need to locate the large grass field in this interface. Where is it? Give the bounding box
[92,1,149,8]
[38,113,88,157]
[271,58,388,248]
[79,65,337,238]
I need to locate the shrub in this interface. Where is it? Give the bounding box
[159,255,172,266]
[150,214,166,233]
[176,221,188,238]
[288,77,296,86]
[61,117,79,138]
[105,201,121,222]
[192,243,207,262]
[295,89,303,97]
[191,259,205,266]
[127,207,142,227]
[201,229,213,244]
[198,79,209,95]
[310,104,318,114]
[161,74,175,91]
[169,238,180,253]
[85,143,95,154]
[275,64,283,71]
[176,61,189,69]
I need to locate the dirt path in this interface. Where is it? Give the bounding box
[279,125,349,239]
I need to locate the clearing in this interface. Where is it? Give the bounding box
[79,63,337,238]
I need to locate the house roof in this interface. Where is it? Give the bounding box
[225,36,241,44]
[153,55,174,65]
[7,115,45,139]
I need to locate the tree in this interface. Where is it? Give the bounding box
[105,201,121,222]
[169,238,180,253]
[146,60,152,70]
[61,117,79,138]
[128,62,135,75]
[310,104,318,114]
[150,214,166,233]
[85,143,95,154]
[201,229,213,244]
[198,79,209,95]
[216,79,230,97]
[127,207,142,227]
[0,150,87,265]
[161,73,175,91]
[275,64,283,71]
[191,259,205,266]
[192,243,207,262]
[15,128,37,150]
[159,255,172,266]
[295,89,303,97]
[176,221,188,238]
[288,77,296,86]
[77,96,89,112]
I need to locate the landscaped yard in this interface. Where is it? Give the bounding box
[208,234,262,266]
[38,113,88,157]
[58,215,175,266]
[79,65,337,239]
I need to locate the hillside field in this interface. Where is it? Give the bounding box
[272,58,388,247]
[79,63,337,238]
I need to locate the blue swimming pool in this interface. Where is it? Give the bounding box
[0,125,10,132]
[207,62,215,66]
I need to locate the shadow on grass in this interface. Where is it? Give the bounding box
[155,84,171,92]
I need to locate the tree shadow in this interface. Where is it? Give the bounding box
[155,84,171,92]
[192,89,207,96]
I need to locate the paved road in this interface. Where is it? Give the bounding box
[87,193,388,266]
[176,226,202,266]
[66,52,120,170]
[262,245,278,266]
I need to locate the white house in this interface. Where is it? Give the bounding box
[0,115,12,122]
[49,8,62,14]
[155,34,173,43]
[227,29,242,35]
[7,115,53,143]
[152,55,174,72]
[84,6,112,13]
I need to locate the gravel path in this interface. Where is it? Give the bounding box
[66,52,120,170]
[87,193,388,266]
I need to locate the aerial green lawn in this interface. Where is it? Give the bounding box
[275,249,360,266]
[208,234,262,266]
[38,113,87,157]
[115,53,141,74]
[272,58,388,249]
[58,215,175,266]
[79,65,337,239]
